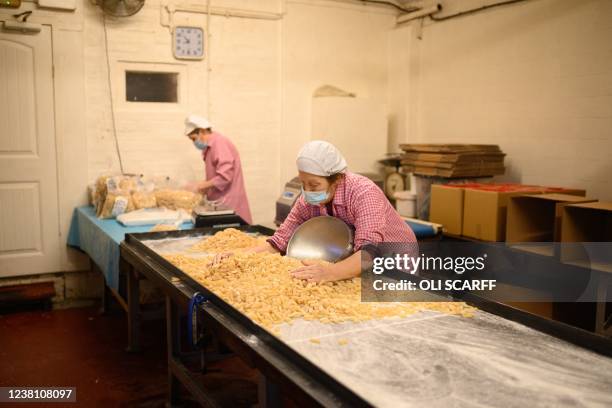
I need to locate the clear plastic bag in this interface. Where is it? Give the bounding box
[131,178,157,210]
[97,174,139,219]
[94,174,114,216]
[154,189,202,211]
[87,184,97,206]
[98,193,135,219]
[132,191,157,209]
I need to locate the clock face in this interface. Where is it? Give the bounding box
[174,26,204,59]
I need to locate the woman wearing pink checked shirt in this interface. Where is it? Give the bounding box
[184,115,252,224]
[250,141,417,283]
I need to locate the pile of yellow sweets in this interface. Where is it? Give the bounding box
[164,229,475,334]
[188,227,268,253]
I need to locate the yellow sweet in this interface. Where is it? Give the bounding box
[188,228,267,253]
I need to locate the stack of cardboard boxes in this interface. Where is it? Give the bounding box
[400,144,506,178]
[429,183,612,322]
[430,183,586,241]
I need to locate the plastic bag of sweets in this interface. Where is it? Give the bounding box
[131,178,158,210]
[154,189,202,211]
[97,175,138,219]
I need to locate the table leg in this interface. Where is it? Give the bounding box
[90,258,107,316]
[166,296,181,406]
[126,263,141,352]
[595,274,611,337]
[100,283,110,315]
[258,373,281,408]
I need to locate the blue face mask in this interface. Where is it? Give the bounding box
[193,139,208,151]
[301,187,330,205]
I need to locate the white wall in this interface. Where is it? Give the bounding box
[281,0,395,184]
[312,97,388,173]
[388,0,612,200]
[84,0,395,225]
[208,1,282,224]
[84,0,282,224]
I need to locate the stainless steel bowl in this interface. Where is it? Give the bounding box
[286,216,353,262]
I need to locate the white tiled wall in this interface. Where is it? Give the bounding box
[388,0,612,200]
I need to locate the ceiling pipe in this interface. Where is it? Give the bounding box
[396,3,441,24]
[320,0,419,14]
[169,4,283,21]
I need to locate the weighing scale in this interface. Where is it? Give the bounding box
[378,154,406,199]
[193,200,247,229]
[275,177,302,226]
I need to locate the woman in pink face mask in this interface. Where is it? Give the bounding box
[184,114,253,224]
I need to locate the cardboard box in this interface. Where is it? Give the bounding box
[462,188,538,241]
[400,144,506,177]
[560,202,612,273]
[462,185,586,242]
[429,182,494,231]
[431,183,586,239]
[429,184,480,235]
[410,177,489,220]
[506,193,598,244]
[477,184,586,197]
[535,187,586,197]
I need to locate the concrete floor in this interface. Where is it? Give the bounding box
[0,307,258,407]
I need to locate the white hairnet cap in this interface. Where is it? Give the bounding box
[184,114,212,136]
[296,141,347,176]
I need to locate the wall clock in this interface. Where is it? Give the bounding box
[173,26,204,60]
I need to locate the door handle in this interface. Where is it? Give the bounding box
[2,20,42,34]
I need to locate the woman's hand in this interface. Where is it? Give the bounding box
[291,260,337,283]
[248,242,279,254]
[185,180,213,193]
[210,251,232,266]
[209,243,278,266]
[292,251,363,283]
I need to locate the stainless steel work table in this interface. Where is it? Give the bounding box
[120,227,612,407]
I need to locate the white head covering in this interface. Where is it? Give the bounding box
[296,141,348,176]
[184,114,212,136]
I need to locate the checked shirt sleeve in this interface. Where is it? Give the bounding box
[267,197,311,253]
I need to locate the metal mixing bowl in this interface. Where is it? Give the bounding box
[286,216,353,262]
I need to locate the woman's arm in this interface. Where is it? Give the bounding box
[291,250,363,283]
[211,241,278,265]
[186,179,215,193]
[267,196,310,253]
[247,242,279,254]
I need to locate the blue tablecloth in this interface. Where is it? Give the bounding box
[67,206,194,290]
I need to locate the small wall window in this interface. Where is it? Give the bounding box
[125,71,178,103]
